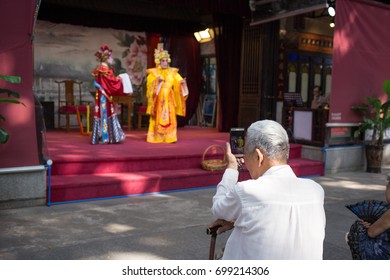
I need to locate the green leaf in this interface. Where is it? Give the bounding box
[352,103,369,114]
[0,74,21,84]
[352,79,390,145]
[0,88,20,97]
[383,80,390,97]
[0,128,9,144]
[0,98,25,106]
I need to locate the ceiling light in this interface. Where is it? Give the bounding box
[194,28,214,43]
[328,6,336,17]
[327,0,336,17]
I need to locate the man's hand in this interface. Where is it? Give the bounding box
[208,219,234,235]
[226,142,238,170]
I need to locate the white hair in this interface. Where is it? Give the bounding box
[244,120,290,162]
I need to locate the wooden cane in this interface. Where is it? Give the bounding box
[206,225,222,260]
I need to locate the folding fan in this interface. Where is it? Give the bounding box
[345,200,390,224]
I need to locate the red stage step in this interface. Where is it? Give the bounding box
[46,128,324,204]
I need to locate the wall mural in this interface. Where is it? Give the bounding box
[34,20,147,109]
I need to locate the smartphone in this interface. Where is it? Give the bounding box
[230,128,245,158]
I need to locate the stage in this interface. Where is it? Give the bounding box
[45,126,324,204]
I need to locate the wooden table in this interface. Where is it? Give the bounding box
[112,95,137,131]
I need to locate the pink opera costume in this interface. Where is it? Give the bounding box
[91,45,133,144]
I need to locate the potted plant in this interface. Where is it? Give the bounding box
[0,74,25,144]
[352,80,390,173]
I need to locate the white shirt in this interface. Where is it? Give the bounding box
[212,165,326,260]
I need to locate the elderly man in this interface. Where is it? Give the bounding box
[210,120,326,259]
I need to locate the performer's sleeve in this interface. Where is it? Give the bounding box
[181,80,189,97]
[173,72,188,117]
[146,70,157,115]
[95,67,125,96]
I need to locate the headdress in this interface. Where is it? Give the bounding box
[95,45,112,62]
[154,48,171,65]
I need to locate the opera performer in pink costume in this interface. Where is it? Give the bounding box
[91,45,133,144]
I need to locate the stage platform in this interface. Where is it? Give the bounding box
[45,126,324,204]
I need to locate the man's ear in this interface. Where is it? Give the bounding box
[255,148,263,167]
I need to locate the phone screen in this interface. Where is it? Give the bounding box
[230,128,245,158]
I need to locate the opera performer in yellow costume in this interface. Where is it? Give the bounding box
[145,48,189,143]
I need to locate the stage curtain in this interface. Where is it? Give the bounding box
[168,35,201,127]
[330,0,390,123]
[146,33,161,68]
[213,13,243,132]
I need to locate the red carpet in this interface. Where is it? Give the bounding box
[46,126,324,204]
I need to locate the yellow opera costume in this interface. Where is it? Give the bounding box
[145,48,188,143]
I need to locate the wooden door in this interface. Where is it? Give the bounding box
[238,21,279,129]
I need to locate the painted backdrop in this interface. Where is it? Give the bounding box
[34,20,147,122]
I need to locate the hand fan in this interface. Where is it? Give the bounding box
[345,200,390,224]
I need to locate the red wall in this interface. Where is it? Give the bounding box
[0,1,39,168]
[329,0,390,123]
